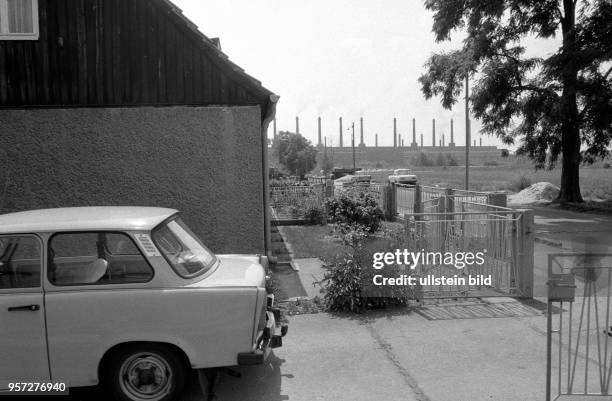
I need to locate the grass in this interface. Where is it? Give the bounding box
[279,221,406,263]
[279,224,349,262]
[364,157,612,200]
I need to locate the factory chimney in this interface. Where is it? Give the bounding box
[339,117,343,147]
[360,117,364,146]
[296,116,300,135]
[449,119,455,147]
[393,118,397,147]
[318,117,322,146]
[411,118,418,147]
[375,134,378,147]
[432,119,436,147]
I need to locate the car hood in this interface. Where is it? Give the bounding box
[187,254,265,288]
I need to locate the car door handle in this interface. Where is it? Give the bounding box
[8,304,40,312]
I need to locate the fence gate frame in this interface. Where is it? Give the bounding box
[403,209,534,299]
[546,253,612,401]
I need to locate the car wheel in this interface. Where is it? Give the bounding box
[105,344,187,401]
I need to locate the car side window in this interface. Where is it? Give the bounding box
[0,235,41,290]
[48,232,153,286]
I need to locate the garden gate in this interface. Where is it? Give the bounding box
[546,253,612,400]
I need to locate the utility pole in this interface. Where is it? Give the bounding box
[465,74,471,190]
[351,122,356,172]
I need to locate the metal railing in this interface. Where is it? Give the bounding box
[394,184,507,217]
[402,210,534,298]
[269,184,325,220]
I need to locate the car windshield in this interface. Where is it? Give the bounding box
[395,169,412,175]
[152,217,217,278]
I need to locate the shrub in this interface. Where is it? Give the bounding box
[326,193,384,234]
[435,152,446,166]
[412,152,434,167]
[483,160,499,166]
[304,206,325,225]
[446,154,459,166]
[320,226,417,312]
[501,149,510,158]
[513,175,532,191]
[604,163,611,169]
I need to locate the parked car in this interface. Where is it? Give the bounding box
[0,206,287,401]
[388,168,418,185]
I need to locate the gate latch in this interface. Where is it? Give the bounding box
[547,274,576,302]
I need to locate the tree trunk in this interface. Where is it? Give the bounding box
[557,0,583,203]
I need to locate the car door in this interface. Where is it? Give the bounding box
[0,234,49,390]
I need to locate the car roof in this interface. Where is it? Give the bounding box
[0,207,178,234]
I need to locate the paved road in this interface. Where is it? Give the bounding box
[532,206,612,251]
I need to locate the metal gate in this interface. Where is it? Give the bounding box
[403,207,534,298]
[546,253,612,400]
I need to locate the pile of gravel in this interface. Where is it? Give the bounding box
[508,182,560,205]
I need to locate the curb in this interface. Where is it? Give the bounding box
[535,236,563,248]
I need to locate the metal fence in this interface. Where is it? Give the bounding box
[394,184,506,217]
[269,184,325,220]
[402,209,534,298]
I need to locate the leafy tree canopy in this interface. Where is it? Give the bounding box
[272,131,318,178]
[419,0,612,202]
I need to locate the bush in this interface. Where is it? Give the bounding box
[320,226,417,312]
[435,153,446,166]
[483,160,499,166]
[326,193,384,234]
[446,154,459,166]
[501,149,510,158]
[604,163,611,169]
[412,152,434,167]
[304,206,325,225]
[513,175,532,191]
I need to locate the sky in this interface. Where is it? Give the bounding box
[172,0,559,149]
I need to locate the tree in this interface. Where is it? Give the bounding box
[501,149,510,158]
[419,0,612,202]
[271,131,318,178]
[320,151,334,174]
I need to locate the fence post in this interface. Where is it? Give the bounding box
[487,192,507,208]
[445,188,454,214]
[414,185,422,214]
[386,183,397,221]
[323,182,332,225]
[519,209,534,298]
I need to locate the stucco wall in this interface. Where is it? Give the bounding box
[0,106,265,254]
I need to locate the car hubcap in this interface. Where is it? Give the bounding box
[119,352,172,400]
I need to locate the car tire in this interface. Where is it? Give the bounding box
[104,344,188,401]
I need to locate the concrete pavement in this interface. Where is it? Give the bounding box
[533,206,612,252]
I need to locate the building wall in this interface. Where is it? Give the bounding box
[322,146,501,168]
[0,0,271,109]
[0,105,265,254]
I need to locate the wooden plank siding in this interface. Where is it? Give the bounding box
[0,0,272,111]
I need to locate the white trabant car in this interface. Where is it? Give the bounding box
[0,207,286,400]
[388,169,418,185]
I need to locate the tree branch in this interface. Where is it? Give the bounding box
[604,65,612,81]
[510,85,559,98]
